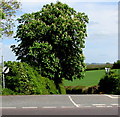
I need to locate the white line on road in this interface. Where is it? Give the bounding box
[105,95,118,99]
[42,107,56,108]
[106,106,113,108]
[92,104,106,106]
[1,107,16,109]
[68,95,79,107]
[111,104,119,106]
[22,107,38,109]
[96,106,106,108]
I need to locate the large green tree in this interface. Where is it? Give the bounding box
[0,0,21,37]
[11,2,89,82]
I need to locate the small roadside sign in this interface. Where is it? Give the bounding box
[3,67,9,74]
[105,67,110,73]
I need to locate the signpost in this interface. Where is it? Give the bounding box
[3,67,9,74]
[105,67,110,74]
[2,67,9,88]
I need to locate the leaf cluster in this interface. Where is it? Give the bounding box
[98,71,119,94]
[4,61,59,94]
[1,0,21,37]
[112,60,120,69]
[12,2,89,81]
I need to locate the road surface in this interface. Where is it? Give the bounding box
[1,95,119,116]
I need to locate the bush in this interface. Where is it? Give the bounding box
[58,83,66,94]
[98,71,119,94]
[0,85,2,95]
[2,88,17,95]
[82,85,99,94]
[112,60,120,69]
[4,61,59,95]
[65,85,99,94]
[65,86,85,94]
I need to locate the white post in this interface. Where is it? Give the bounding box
[105,67,110,74]
[2,56,5,88]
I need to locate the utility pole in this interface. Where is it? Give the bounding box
[2,56,5,88]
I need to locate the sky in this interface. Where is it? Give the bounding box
[1,0,119,63]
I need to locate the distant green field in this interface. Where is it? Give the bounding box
[64,69,118,87]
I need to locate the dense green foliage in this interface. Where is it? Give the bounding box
[98,71,119,94]
[4,61,60,95]
[11,2,89,81]
[29,42,61,84]
[65,70,119,94]
[1,0,21,36]
[112,60,120,69]
[2,88,17,95]
[65,85,98,94]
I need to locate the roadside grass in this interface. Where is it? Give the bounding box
[64,69,119,87]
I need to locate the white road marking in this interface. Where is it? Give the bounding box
[61,106,74,108]
[71,95,104,96]
[96,106,106,107]
[111,104,119,106]
[22,107,38,109]
[92,104,106,106]
[1,107,16,109]
[68,95,79,107]
[105,95,118,99]
[42,107,56,108]
[106,106,113,108]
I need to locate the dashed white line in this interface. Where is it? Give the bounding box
[92,104,106,106]
[111,104,119,106]
[96,106,106,108]
[22,107,38,109]
[105,95,118,99]
[42,107,56,108]
[1,107,16,109]
[106,106,113,108]
[68,95,79,107]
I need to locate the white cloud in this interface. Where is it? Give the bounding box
[3,1,118,63]
[73,2,118,37]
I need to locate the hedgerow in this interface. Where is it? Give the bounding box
[4,61,60,95]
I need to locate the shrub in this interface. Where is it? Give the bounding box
[65,85,99,94]
[2,88,16,95]
[82,85,99,94]
[4,61,59,95]
[0,85,2,95]
[98,71,119,94]
[58,83,66,94]
[112,60,120,69]
[65,86,85,94]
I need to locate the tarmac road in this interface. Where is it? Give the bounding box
[1,95,119,116]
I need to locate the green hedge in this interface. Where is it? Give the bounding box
[65,85,99,94]
[2,88,17,95]
[112,60,120,69]
[98,71,119,94]
[86,64,113,71]
[4,61,60,95]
